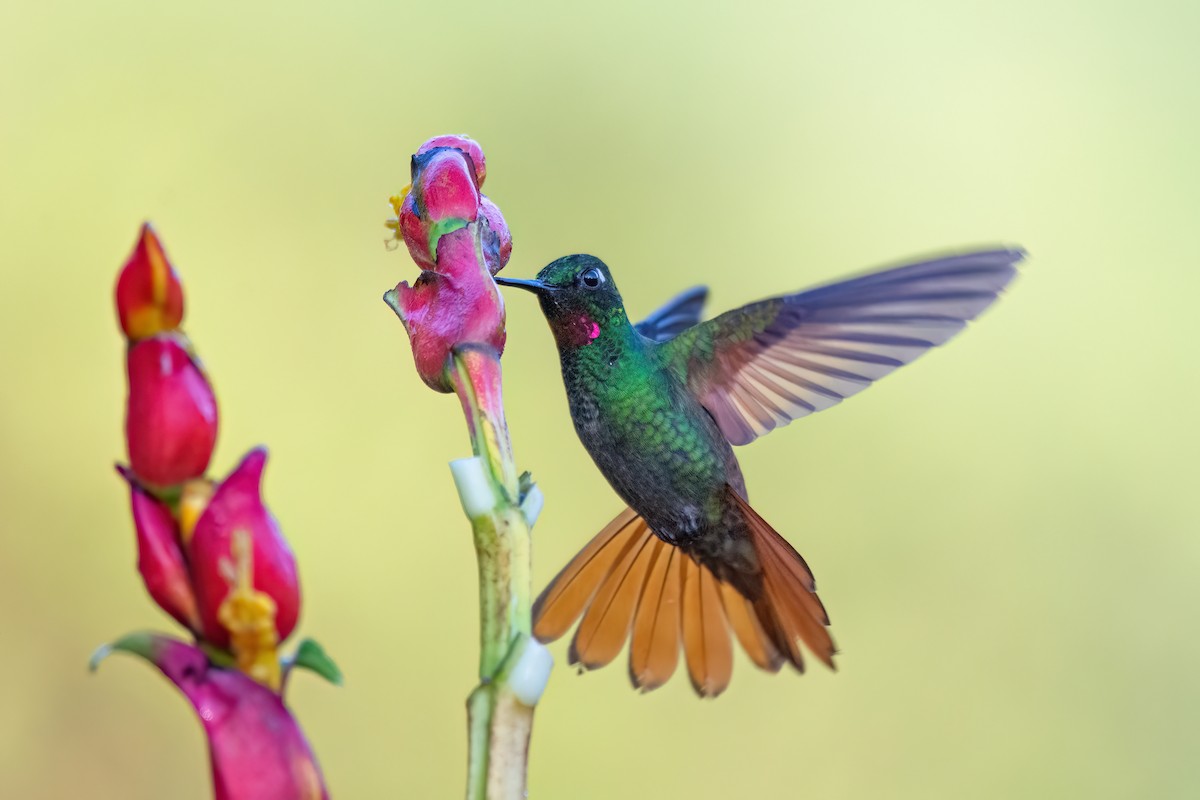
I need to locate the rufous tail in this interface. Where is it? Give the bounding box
[532,491,835,698]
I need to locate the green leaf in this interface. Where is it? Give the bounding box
[89,631,162,672]
[287,638,344,686]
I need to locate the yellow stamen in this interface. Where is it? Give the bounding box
[217,530,282,690]
[177,479,214,545]
[389,184,411,217]
[385,185,412,247]
[143,229,170,307]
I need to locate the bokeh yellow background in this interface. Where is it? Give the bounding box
[2,1,1198,797]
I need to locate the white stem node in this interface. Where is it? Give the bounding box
[507,639,554,707]
[450,457,497,519]
[520,484,545,528]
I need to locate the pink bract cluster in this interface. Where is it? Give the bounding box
[385,134,512,392]
[103,225,328,800]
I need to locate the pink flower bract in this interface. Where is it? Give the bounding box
[189,448,301,649]
[125,333,219,486]
[119,467,202,632]
[94,634,328,800]
[386,135,512,391]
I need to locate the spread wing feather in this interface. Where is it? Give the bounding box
[660,248,1024,445]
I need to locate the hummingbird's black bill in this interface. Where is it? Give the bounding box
[494,276,551,294]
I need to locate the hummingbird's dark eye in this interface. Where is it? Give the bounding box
[579,267,605,289]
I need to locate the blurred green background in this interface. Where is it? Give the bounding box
[2,0,1197,797]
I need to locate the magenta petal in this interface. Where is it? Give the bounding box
[189,448,301,647]
[416,134,486,186]
[398,192,436,270]
[118,466,201,632]
[93,633,328,800]
[412,148,480,226]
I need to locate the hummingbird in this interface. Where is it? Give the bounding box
[496,247,1023,697]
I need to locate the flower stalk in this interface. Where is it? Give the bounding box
[384,135,548,799]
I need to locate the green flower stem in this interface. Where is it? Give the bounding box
[449,348,547,800]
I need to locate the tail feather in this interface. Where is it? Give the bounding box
[569,526,656,668]
[720,580,784,673]
[730,490,836,670]
[680,555,735,696]
[532,499,835,697]
[532,508,646,642]
[629,543,682,690]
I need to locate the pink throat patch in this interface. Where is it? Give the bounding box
[564,314,601,346]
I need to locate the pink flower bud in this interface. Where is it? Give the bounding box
[93,634,328,800]
[125,333,219,486]
[479,196,512,275]
[115,224,185,341]
[118,466,201,633]
[398,147,482,268]
[189,448,301,649]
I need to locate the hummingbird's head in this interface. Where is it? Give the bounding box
[496,254,629,347]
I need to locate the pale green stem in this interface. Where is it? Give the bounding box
[448,349,549,800]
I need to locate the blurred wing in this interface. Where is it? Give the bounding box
[662,248,1025,445]
[634,286,709,342]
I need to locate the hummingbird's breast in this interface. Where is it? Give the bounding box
[558,338,744,547]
